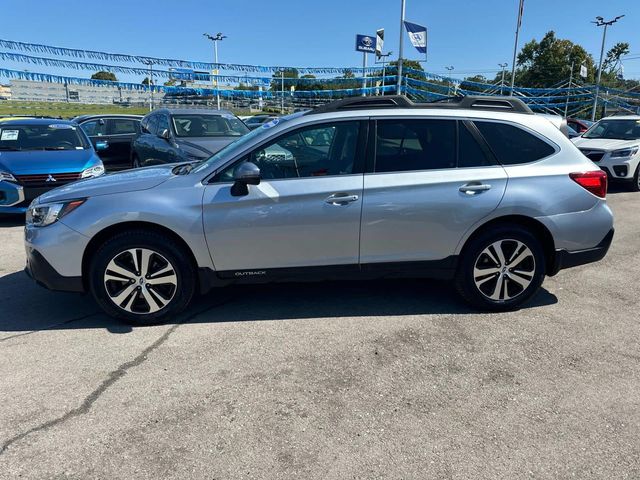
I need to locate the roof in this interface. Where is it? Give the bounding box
[149,108,236,116]
[72,114,143,122]
[307,95,533,116]
[601,115,640,120]
[0,118,74,126]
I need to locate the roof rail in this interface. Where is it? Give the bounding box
[307,94,533,115]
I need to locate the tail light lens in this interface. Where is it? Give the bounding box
[570,171,607,199]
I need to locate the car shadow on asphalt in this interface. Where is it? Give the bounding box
[0,215,25,227]
[0,270,559,334]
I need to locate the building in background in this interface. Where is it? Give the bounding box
[0,84,11,100]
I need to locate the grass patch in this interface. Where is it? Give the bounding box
[0,101,149,119]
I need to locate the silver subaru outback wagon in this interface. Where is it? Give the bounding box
[24,96,614,324]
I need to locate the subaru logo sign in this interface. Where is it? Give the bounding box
[355,34,376,54]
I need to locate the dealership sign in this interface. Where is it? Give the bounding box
[355,34,376,54]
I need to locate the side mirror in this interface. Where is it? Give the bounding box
[231,161,261,196]
[159,128,170,140]
[95,140,109,151]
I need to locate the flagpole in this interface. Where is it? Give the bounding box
[509,0,524,96]
[397,0,406,95]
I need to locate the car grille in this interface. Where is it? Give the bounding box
[579,149,605,163]
[15,172,82,187]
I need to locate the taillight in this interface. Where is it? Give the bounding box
[569,171,607,199]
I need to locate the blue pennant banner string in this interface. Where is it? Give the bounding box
[0,67,398,98]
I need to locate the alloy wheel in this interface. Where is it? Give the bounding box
[103,248,177,314]
[473,239,536,302]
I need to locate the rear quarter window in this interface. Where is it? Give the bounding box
[474,121,556,165]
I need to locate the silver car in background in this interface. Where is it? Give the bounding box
[24,96,614,324]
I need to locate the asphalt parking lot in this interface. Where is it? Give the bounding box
[0,188,638,480]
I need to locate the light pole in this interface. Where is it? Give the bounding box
[396,0,406,95]
[498,63,508,95]
[445,66,454,95]
[509,0,524,96]
[142,60,155,111]
[376,51,393,96]
[203,32,227,110]
[591,15,624,121]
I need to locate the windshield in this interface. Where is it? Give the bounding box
[583,119,640,140]
[172,114,249,138]
[0,123,90,151]
[191,113,303,174]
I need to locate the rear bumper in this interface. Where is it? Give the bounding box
[549,228,614,276]
[25,247,84,293]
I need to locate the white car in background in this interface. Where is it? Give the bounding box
[572,116,640,191]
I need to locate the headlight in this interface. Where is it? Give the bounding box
[26,199,86,227]
[81,164,105,178]
[0,170,16,182]
[610,146,639,158]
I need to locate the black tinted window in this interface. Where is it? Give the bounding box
[156,115,169,134]
[219,121,360,181]
[108,118,138,135]
[458,123,496,168]
[474,121,555,165]
[375,120,456,172]
[80,120,106,137]
[145,115,158,135]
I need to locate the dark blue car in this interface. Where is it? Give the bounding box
[0,118,105,214]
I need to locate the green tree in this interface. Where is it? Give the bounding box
[602,42,630,75]
[515,31,595,87]
[90,71,117,82]
[141,77,153,86]
[270,68,299,92]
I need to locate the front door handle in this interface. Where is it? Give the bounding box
[459,182,492,195]
[324,193,359,205]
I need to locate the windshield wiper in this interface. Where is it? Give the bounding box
[43,146,72,150]
[0,146,21,151]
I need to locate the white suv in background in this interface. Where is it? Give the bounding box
[572,115,640,191]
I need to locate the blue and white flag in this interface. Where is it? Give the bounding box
[404,21,427,54]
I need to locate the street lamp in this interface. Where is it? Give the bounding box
[445,66,454,95]
[498,63,508,95]
[376,51,393,96]
[141,59,155,111]
[203,32,227,110]
[591,15,624,121]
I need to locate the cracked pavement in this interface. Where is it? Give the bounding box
[0,188,639,479]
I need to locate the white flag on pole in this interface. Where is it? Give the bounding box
[579,64,588,78]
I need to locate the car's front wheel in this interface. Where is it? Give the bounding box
[89,230,196,324]
[455,226,546,311]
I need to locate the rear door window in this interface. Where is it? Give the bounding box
[374,119,456,172]
[473,121,556,165]
[107,118,138,135]
[458,122,497,168]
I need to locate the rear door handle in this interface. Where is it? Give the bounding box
[459,183,492,195]
[324,193,359,205]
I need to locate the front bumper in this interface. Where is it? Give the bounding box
[25,247,84,292]
[596,155,639,180]
[0,180,26,213]
[549,228,614,276]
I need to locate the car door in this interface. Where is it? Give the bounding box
[79,118,112,162]
[202,120,366,274]
[360,118,508,265]
[105,118,140,169]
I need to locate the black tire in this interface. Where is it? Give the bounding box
[454,225,546,312]
[89,230,196,325]
[631,164,640,192]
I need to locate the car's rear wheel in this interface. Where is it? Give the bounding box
[89,230,196,325]
[455,225,546,311]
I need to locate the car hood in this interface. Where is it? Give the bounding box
[177,137,240,156]
[571,137,640,151]
[0,149,99,174]
[37,165,175,204]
